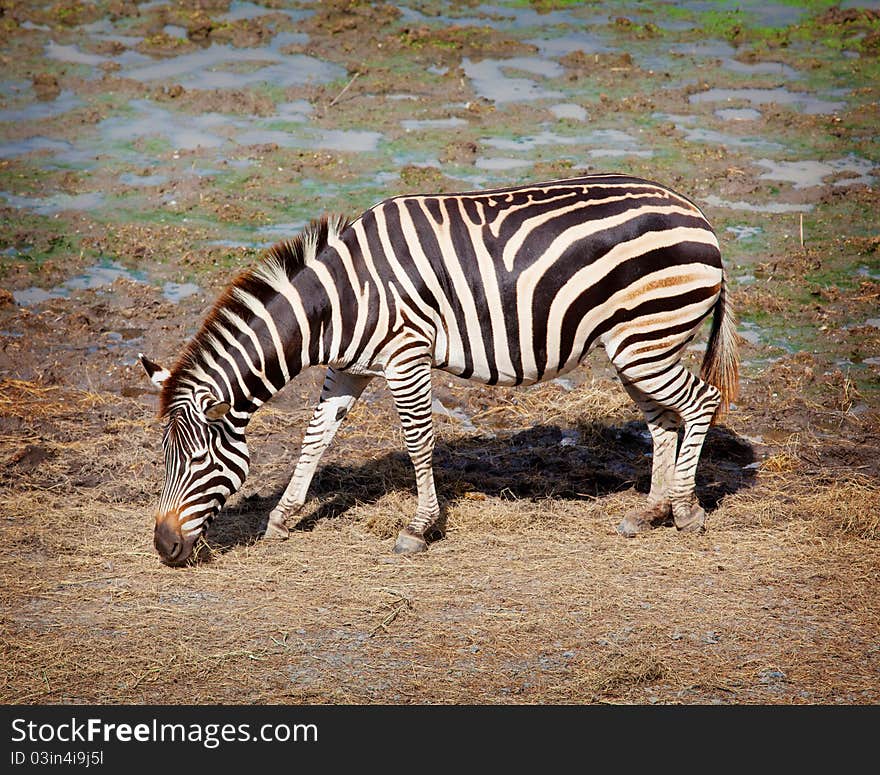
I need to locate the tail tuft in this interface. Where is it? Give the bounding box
[700,272,741,423]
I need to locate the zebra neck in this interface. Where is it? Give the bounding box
[181,247,348,422]
[279,265,334,374]
[221,266,332,413]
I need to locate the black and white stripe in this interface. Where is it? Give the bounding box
[144,174,739,563]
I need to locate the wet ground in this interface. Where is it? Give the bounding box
[1,1,879,705]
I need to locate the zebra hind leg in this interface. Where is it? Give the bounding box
[668,371,721,533]
[617,391,678,536]
[617,363,721,536]
[384,353,439,554]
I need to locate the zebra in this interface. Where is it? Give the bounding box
[139,174,739,566]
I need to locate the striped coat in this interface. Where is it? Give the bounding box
[141,175,738,565]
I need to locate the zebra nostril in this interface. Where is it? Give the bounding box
[169,542,180,558]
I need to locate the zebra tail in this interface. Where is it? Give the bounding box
[700,271,741,423]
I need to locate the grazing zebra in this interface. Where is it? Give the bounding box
[140,174,738,566]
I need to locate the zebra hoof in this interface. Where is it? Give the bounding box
[617,501,671,536]
[617,515,646,537]
[264,514,290,540]
[674,504,706,534]
[393,530,428,555]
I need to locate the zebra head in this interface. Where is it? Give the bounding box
[139,354,249,566]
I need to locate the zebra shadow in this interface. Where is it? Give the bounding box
[201,421,757,559]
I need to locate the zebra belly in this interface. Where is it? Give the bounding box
[434,347,595,386]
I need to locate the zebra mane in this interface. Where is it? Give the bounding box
[158,214,350,418]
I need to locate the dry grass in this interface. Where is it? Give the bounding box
[805,476,880,540]
[2,371,880,705]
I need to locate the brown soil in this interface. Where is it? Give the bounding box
[1,277,878,704]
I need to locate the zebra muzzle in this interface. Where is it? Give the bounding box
[154,517,191,566]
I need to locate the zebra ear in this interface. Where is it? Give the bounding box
[205,400,231,421]
[139,353,170,388]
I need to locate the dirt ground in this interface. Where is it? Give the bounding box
[1,1,879,705]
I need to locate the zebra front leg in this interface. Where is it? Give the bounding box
[385,355,439,554]
[265,368,372,539]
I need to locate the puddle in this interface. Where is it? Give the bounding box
[738,320,793,353]
[689,87,846,115]
[475,157,533,171]
[255,221,307,239]
[857,266,880,280]
[204,239,263,249]
[161,282,200,303]
[671,41,737,59]
[654,112,783,150]
[702,195,813,213]
[12,260,199,306]
[46,41,118,67]
[483,128,651,158]
[118,172,168,187]
[0,190,105,215]
[44,10,324,89]
[399,3,582,31]
[715,107,762,121]
[401,118,468,131]
[236,127,383,153]
[550,103,589,121]
[101,100,238,151]
[0,79,30,98]
[390,154,444,173]
[674,1,810,28]
[680,125,783,151]
[483,131,578,151]
[122,42,339,90]
[474,3,584,28]
[726,225,764,241]
[722,60,800,78]
[463,57,564,103]
[589,148,651,159]
[525,33,614,58]
[0,136,75,160]
[273,100,314,122]
[669,41,800,78]
[219,1,312,23]
[0,90,82,122]
[162,25,188,40]
[13,260,148,306]
[80,18,144,47]
[45,40,149,71]
[755,156,876,189]
[2,95,324,168]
